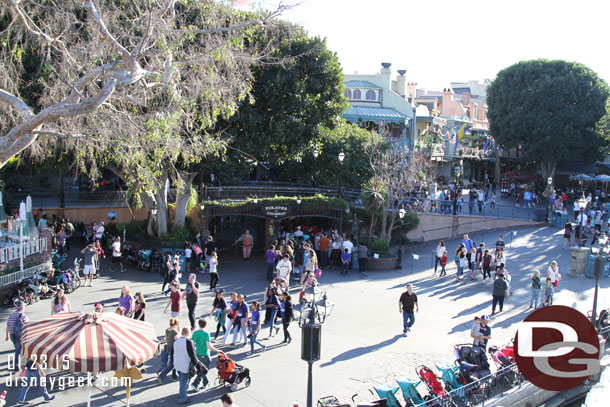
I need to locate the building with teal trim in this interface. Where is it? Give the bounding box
[342,63,416,151]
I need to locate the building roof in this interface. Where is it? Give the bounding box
[345,80,381,89]
[556,160,597,176]
[343,106,407,124]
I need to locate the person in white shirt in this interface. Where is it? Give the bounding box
[434,240,445,275]
[276,254,292,286]
[293,226,304,238]
[94,221,105,240]
[184,243,192,273]
[342,238,354,254]
[110,236,124,272]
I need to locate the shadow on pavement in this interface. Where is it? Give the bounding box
[319,334,403,368]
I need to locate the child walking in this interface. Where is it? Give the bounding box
[543,277,554,306]
[439,250,448,277]
[209,251,219,290]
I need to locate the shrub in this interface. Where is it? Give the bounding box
[369,238,390,255]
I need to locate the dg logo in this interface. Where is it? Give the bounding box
[515,305,601,391]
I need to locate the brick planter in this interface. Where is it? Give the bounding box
[367,256,399,270]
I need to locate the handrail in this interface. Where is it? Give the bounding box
[0,261,52,288]
[0,237,48,264]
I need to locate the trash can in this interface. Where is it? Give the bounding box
[569,247,590,276]
[585,254,610,278]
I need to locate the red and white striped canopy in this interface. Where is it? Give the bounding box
[21,312,159,373]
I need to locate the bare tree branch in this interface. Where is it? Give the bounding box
[0,89,34,119]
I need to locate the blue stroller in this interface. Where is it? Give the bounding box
[396,377,426,406]
[373,383,402,407]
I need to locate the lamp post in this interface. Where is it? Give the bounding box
[313,147,320,189]
[590,237,608,327]
[396,207,406,270]
[547,177,553,223]
[150,202,158,238]
[17,202,28,273]
[577,197,587,247]
[297,285,334,407]
[338,150,345,198]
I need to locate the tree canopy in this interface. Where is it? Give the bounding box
[487,59,610,177]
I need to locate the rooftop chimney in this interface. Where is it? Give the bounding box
[380,62,392,88]
[395,69,407,97]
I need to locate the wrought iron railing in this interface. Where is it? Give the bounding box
[202,184,362,203]
[0,237,48,264]
[0,261,52,287]
[417,363,524,407]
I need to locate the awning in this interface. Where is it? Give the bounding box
[556,160,596,176]
[343,106,409,125]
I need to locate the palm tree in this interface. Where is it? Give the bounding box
[362,177,385,243]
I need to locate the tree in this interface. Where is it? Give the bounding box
[487,59,610,179]
[366,146,432,244]
[211,25,347,180]
[0,0,289,236]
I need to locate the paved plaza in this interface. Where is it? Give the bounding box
[0,224,607,406]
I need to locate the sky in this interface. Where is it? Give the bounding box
[265,0,610,91]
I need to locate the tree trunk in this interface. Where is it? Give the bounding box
[380,203,389,243]
[173,171,197,228]
[495,148,501,184]
[540,161,557,198]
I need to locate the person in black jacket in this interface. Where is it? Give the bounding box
[280,292,293,344]
[491,273,509,315]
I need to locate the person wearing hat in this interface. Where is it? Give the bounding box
[398,284,419,337]
[477,315,492,351]
[6,301,28,371]
[491,273,508,315]
[94,303,104,312]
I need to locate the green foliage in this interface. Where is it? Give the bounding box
[487,60,610,171]
[186,188,199,212]
[105,220,148,239]
[394,211,419,235]
[369,238,390,255]
[204,194,347,208]
[162,226,194,244]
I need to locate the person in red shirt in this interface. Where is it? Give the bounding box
[164,283,183,318]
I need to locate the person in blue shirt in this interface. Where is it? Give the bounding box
[222,292,239,345]
[230,294,249,346]
[340,248,351,275]
[247,301,266,355]
[477,315,492,351]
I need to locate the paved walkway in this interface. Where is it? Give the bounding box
[0,224,607,406]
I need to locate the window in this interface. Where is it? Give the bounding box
[353,89,361,100]
[344,89,352,99]
[366,90,376,101]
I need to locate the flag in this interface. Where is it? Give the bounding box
[457,123,472,141]
[412,253,419,260]
[232,0,250,6]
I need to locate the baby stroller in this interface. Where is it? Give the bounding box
[396,377,428,406]
[454,344,491,389]
[488,342,521,387]
[416,365,446,400]
[137,248,152,271]
[216,352,251,391]
[373,383,402,407]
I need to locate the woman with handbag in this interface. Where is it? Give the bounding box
[209,290,227,340]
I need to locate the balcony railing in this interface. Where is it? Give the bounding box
[0,237,48,264]
[455,147,494,159]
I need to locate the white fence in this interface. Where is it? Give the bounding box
[0,261,52,288]
[0,238,48,264]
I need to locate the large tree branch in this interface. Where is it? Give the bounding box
[0,89,34,119]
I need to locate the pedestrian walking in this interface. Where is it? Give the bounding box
[222,292,239,344]
[469,246,477,279]
[547,260,561,289]
[157,318,180,382]
[17,359,55,405]
[399,284,419,337]
[357,242,369,274]
[563,222,573,249]
[247,301,266,355]
[191,319,219,391]
[280,292,293,344]
[482,249,493,280]
[265,245,278,281]
[264,288,280,338]
[109,236,125,273]
[303,245,318,283]
[94,239,105,276]
[164,283,183,318]
[209,251,219,290]
[118,286,135,318]
[439,250,448,277]
[184,242,192,273]
[434,241,445,275]
[491,273,508,315]
[529,270,542,309]
[204,236,217,271]
[133,292,146,321]
[230,294,249,346]
[275,254,292,286]
[81,243,97,286]
[494,236,505,253]
[543,277,554,306]
[6,301,27,371]
[455,244,466,281]
[171,327,199,404]
[184,273,200,330]
[209,290,227,340]
[51,288,71,315]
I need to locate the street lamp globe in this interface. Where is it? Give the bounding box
[296,197,302,205]
[338,150,345,163]
[398,208,406,219]
[577,198,588,210]
[313,148,319,159]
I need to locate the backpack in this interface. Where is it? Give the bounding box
[13,313,24,341]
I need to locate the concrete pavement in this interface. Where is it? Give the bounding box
[0,224,608,406]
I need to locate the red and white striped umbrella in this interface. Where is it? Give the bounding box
[21,312,159,373]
